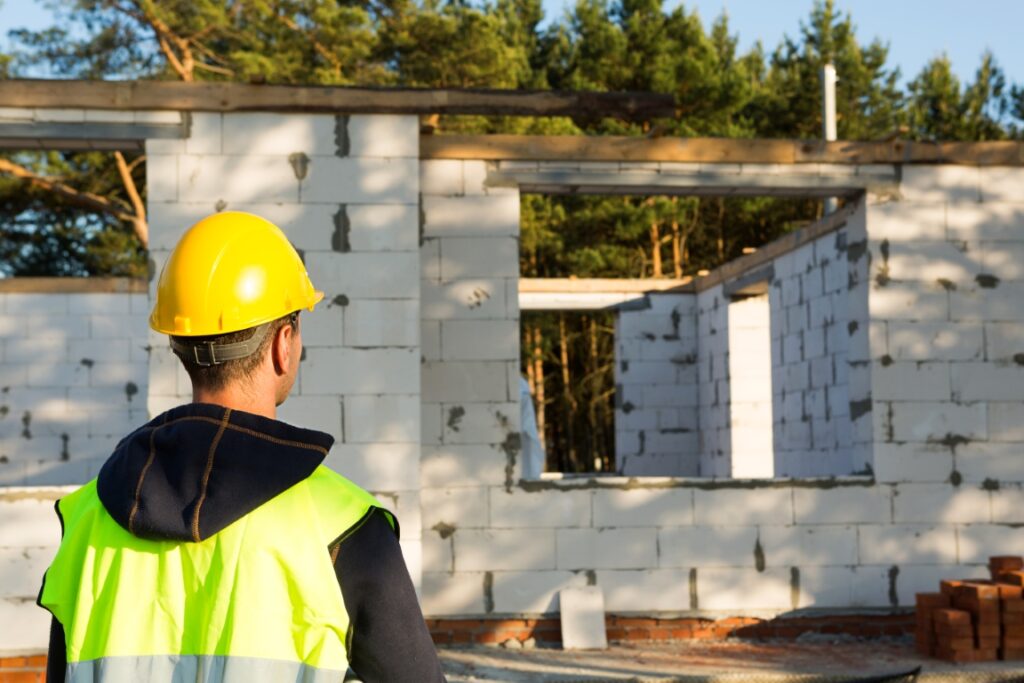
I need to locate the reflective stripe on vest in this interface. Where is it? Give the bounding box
[66,654,344,683]
[40,465,392,678]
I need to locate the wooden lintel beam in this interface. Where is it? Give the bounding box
[520,277,694,293]
[0,80,674,120]
[0,277,147,293]
[423,134,1024,166]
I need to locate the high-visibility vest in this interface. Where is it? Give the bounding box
[39,465,392,682]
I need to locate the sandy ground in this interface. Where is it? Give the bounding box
[438,638,1024,682]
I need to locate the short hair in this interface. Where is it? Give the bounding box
[172,312,298,392]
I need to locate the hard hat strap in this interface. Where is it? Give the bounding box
[169,323,273,367]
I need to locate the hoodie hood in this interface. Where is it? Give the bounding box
[97,403,334,542]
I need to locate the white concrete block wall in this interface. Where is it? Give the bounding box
[696,285,731,477]
[419,159,526,615]
[0,291,149,486]
[0,489,65,655]
[145,112,425,607]
[868,166,1024,488]
[768,212,860,477]
[614,294,699,476]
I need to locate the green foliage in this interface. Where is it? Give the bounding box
[906,52,1012,141]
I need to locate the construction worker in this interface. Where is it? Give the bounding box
[37,212,446,682]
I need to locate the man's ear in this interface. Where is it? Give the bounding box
[270,322,293,376]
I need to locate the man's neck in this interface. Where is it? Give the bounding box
[192,385,277,419]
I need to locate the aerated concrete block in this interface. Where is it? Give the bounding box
[420,571,487,615]
[697,567,795,611]
[494,570,584,615]
[421,361,510,403]
[302,157,418,204]
[344,394,419,443]
[556,528,658,570]
[440,320,518,361]
[455,528,556,571]
[346,115,419,158]
[901,165,980,203]
[693,488,793,526]
[888,401,987,443]
[793,486,892,524]
[439,236,518,281]
[222,113,334,155]
[892,483,990,524]
[302,347,419,395]
[658,526,758,569]
[421,486,489,530]
[420,160,464,196]
[946,202,1024,242]
[343,299,419,348]
[186,112,223,154]
[420,444,508,488]
[422,195,520,237]
[421,279,509,321]
[595,569,690,612]
[857,523,957,564]
[489,489,591,529]
[324,441,419,492]
[560,586,608,650]
[887,321,983,361]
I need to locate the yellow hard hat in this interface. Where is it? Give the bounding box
[150,211,323,336]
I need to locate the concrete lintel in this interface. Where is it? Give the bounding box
[723,265,774,298]
[520,291,653,311]
[492,170,891,198]
[0,121,186,150]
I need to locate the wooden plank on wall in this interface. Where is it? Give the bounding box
[424,134,1024,166]
[0,80,674,120]
[0,277,148,293]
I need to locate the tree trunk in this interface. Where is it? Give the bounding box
[716,198,726,264]
[558,312,577,471]
[532,324,546,459]
[587,316,600,471]
[649,222,662,278]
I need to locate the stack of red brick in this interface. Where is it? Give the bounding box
[916,555,1024,662]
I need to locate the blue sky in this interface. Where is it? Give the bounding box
[0,0,1019,88]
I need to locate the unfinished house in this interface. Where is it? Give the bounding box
[2,80,1024,656]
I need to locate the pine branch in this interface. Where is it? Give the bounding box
[114,151,148,247]
[0,157,141,234]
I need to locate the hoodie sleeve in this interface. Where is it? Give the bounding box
[46,616,67,683]
[333,508,446,683]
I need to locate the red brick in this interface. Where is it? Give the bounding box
[937,626,966,643]
[0,674,42,683]
[934,609,972,626]
[605,628,627,641]
[1004,636,1024,649]
[999,571,1024,587]
[956,582,999,599]
[977,623,1001,638]
[916,592,951,610]
[990,556,1024,572]
[976,648,999,661]
[941,580,968,596]
[940,637,976,651]
[996,584,1024,600]
[1001,647,1024,660]
[935,647,976,662]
